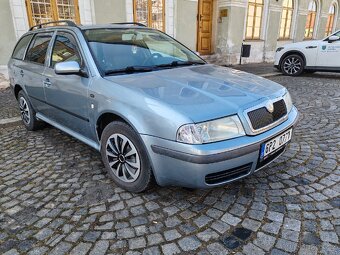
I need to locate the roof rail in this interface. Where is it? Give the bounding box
[112,22,147,27]
[29,20,77,31]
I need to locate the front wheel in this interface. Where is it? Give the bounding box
[281,54,304,76]
[100,121,153,193]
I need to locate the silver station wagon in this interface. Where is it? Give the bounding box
[8,21,299,193]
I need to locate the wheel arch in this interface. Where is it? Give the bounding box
[279,50,307,67]
[14,84,24,99]
[96,111,140,142]
[96,111,158,185]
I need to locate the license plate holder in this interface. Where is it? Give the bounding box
[260,129,292,161]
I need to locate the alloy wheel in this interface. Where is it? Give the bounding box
[105,133,141,183]
[283,57,302,75]
[19,97,30,125]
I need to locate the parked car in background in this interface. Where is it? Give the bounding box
[8,21,298,193]
[275,30,340,76]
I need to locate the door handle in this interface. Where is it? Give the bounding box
[20,70,24,77]
[43,78,52,87]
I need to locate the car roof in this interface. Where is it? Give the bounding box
[79,24,151,30]
[22,24,154,38]
[27,22,152,33]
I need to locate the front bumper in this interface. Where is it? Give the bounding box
[274,50,285,66]
[141,106,299,189]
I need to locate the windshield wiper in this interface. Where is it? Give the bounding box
[156,60,206,68]
[105,66,154,75]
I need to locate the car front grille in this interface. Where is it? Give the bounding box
[205,163,253,185]
[247,99,287,131]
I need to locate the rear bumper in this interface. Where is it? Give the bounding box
[141,106,299,189]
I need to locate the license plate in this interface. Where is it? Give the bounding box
[260,129,292,159]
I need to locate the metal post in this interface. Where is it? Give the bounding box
[239,43,243,65]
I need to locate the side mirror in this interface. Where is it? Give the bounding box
[55,61,81,75]
[328,35,340,43]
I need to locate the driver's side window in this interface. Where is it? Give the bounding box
[51,32,82,68]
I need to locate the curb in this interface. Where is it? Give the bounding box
[0,117,22,128]
[260,73,282,78]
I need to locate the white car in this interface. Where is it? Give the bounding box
[275,30,340,76]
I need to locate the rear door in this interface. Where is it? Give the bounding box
[8,34,34,91]
[42,31,93,139]
[316,31,340,68]
[23,32,54,112]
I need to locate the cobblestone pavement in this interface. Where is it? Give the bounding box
[0,73,339,255]
[0,75,19,120]
[230,63,280,76]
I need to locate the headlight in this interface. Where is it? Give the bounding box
[283,91,293,113]
[177,115,245,144]
[276,47,284,52]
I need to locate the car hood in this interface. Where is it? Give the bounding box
[105,64,286,122]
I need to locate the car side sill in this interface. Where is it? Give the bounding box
[36,113,100,151]
[305,66,340,72]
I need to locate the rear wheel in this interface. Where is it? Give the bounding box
[17,90,44,131]
[281,54,304,76]
[100,121,153,193]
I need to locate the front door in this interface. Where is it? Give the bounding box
[43,31,93,140]
[197,0,213,55]
[316,32,340,68]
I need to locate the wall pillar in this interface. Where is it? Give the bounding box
[0,0,17,65]
[175,0,198,51]
[215,1,247,65]
[264,3,282,62]
[93,0,126,24]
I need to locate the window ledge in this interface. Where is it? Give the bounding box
[277,39,293,41]
[243,39,265,42]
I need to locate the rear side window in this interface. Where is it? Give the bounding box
[25,33,53,65]
[12,34,33,60]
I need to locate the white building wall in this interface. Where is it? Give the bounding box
[9,0,30,39]
[9,0,95,40]
[126,0,134,22]
[79,0,95,25]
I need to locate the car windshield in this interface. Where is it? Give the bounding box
[83,28,205,75]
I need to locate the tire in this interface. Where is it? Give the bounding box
[100,121,153,193]
[17,90,44,131]
[280,54,304,76]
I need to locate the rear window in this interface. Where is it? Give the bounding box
[12,34,33,60]
[25,33,53,65]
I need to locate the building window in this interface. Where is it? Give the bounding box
[305,0,317,39]
[325,4,336,36]
[279,0,294,40]
[246,0,264,40]
[133,0,165,31]
[25,0,80,27]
